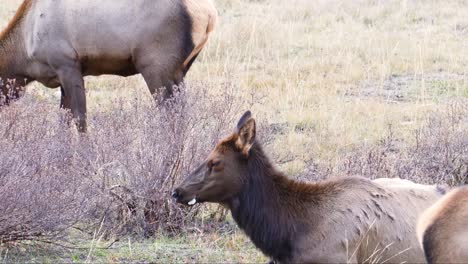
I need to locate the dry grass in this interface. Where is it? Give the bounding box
[0,0,467,262]
[0,229,266,263]
[4,0,466,175]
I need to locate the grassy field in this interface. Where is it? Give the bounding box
[3,0,467,170]
[1,0,467,262]
[2,0,467,170]
[1,229,266,263]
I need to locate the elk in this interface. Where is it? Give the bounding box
[173,111,445,263]
[417,186,468,264]
[0,0,217,131]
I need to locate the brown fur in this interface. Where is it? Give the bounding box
[173,111,444,263]
[0,0,32,41]
[181,0,218,70]
[0,0,32,105]
[417,186,468,263]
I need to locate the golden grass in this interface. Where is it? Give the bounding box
[0,0,468,175]
[1,0,467,174]
[2,2,467,174]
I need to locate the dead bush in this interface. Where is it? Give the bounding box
[0,82,249,241]
[337,99,467,185]
[0,78,26,106]
[82,83,247,236]
[0,80,263,247]
[0,100,96,243]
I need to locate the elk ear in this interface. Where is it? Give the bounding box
[235,111,256,155]
[236,111,252,130]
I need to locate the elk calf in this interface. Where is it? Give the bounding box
[173,111,445,263]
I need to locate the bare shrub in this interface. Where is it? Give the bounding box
[83,82,248,236]
[337,99,468,185]
[0,81,253,242]
[0,100,96,243]
[0,78,26,106]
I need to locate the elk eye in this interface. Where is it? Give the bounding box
[208,160,221,171]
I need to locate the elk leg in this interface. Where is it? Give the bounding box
[57,66,87,132]
[139,66,175,103]
[60,86,70,109]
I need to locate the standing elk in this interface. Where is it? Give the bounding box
[417,186,468,264]
[172,111,445,263]
[0,0,217,131]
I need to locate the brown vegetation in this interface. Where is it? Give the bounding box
[0,82,466,248]
[0,83,245,243]
[337,99,467,185]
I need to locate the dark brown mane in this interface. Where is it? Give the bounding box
[228,140,342,262]
[0,0,32,42]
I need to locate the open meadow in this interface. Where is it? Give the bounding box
[1,0,467,262]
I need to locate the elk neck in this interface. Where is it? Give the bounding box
[226,142,329,262]
[0,1,30,81]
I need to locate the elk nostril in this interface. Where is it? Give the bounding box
[171,190,179,199]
